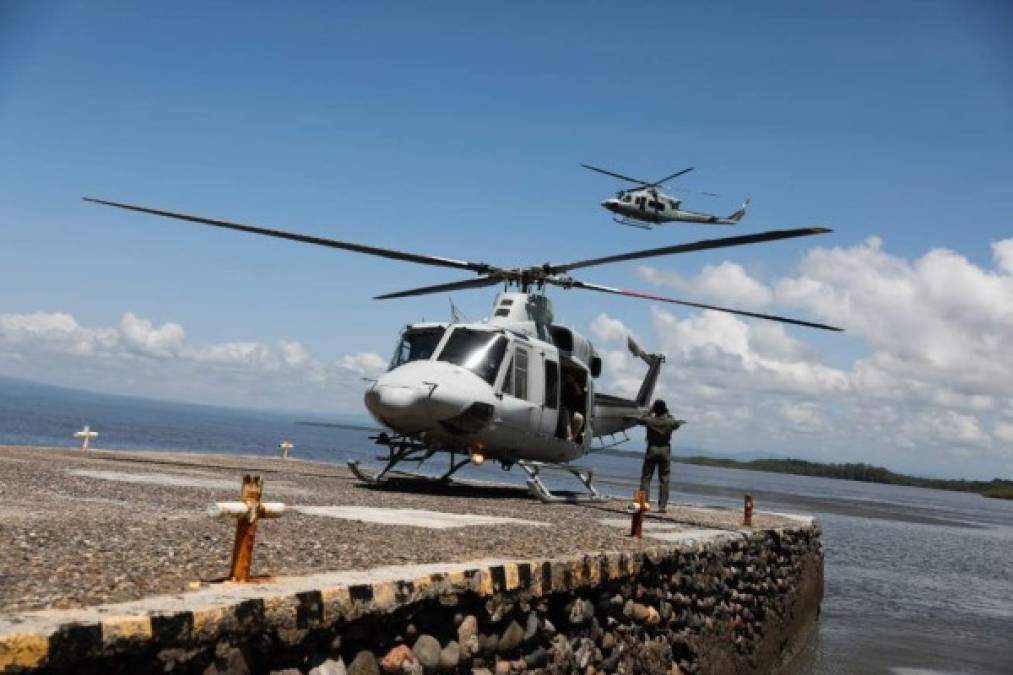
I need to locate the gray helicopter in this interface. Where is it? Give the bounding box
[84,197,841,501]
[583,163,750,229]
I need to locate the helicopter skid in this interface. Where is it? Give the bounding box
[347,458,469,485]
[612,216,654,230]
[517,460,608,504]
[349,434,473,486]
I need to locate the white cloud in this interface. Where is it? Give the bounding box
[994,422,1013,445]
[0,311,117,355]
[589,313,632,345]
[0,310,379,413]
[637,261,773,307]
[280,340,310,367]
[593,236,1013,477]
[341,351,387,377]
[119,312,185,358]
[993,240,1013,275]
[776,237,1013,398]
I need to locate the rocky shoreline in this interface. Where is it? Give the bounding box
[249,529,823,675]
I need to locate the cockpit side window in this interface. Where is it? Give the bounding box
[436,328,508,385]
[390,327,445,370]
[501,346,529,400]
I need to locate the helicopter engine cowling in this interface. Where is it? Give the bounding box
[364,359,498,436]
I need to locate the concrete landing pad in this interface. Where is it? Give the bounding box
[0,445,807,615]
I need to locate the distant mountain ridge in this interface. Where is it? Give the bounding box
[0,374,377,428]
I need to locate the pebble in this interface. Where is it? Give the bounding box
[568,598,594,625]
[309,658,347,675]
[524,646,548,668]
[204,647,249,675]
[523,611,540,642]
[438,641,460,672]
[348,651,380,675]
[412,635,441,674]
[457,615,478,648]
[479,633,498,655]
[380,645,414,675]
[497,620,524,653]
[630,602,651,623]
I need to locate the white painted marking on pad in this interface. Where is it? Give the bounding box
[67,469,308,495]
[758,510,815,525]
[647,528,741,544]
[292,505,545,529]
[597,518,743,544]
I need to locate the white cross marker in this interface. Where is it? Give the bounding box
[279,440,294,459]
[74,425,98,450]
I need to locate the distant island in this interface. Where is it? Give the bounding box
[677,456,1013,500]
[592,446,1012,499]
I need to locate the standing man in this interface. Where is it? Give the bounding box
[630,400,684,512]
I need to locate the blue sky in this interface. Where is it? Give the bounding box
[1,2,1011,478]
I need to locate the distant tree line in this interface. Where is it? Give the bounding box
[675,456,1013,500]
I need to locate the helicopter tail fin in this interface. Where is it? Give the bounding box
[725,196,750,223]
[628,336,666,407]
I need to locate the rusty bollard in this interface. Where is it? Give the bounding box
[207,475,286,582]
[744,494,754,527]
[629,489,649,539]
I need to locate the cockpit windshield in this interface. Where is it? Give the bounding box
[390,327,445,370]
[436,328,507,384]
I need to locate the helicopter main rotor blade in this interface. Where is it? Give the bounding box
[650,166,694,186]
[672,187,721,198]
[580,164,651,186]
[549,227,831,274]
[82,197,493,274]
[553,278,843,331]
[374,275,501,299]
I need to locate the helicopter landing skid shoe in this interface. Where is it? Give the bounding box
[517,460,608,503]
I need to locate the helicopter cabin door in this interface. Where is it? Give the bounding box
[537,354,560,439]
[496,343,538,434]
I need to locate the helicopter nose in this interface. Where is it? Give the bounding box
[364,385,431,429]
[373,385,423,412]
[363,361,498,434]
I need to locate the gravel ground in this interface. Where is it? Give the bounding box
[0,445,801,614]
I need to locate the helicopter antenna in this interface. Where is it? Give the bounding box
[449,297,468,323]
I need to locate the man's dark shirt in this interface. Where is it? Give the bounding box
[637,413,682,448]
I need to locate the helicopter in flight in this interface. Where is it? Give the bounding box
[583,163,750,229]
[84,197,841,501]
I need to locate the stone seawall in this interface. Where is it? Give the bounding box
[0,527,822,675]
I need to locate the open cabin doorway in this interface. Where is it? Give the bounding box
[558,360,589,445]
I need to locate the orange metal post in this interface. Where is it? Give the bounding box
[229,474,263,582]
[630,489,647,538]
[744,494,754,527]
